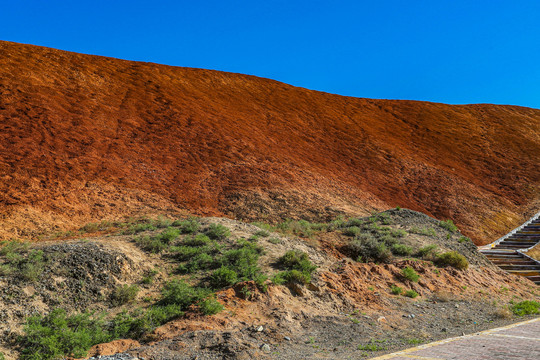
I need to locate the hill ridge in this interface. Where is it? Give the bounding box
[0,40,539,244]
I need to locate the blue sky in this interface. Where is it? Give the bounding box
[2,1,539,108]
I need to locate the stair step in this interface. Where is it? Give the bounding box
[499,241,537,246]
[495,245,533,249]
[490,259,537,265]
[498,265,540,271]
[507,270,540,277]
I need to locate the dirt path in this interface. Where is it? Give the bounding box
[373,317,540,360]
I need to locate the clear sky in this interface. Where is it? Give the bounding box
[2,1,540,109]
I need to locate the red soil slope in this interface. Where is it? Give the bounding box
[0,41,539,244]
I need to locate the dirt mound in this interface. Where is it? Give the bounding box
[1,41,539,244]
[1,215,539,359]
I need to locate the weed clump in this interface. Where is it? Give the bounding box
[391,243,413,256]
[511,301,540,316]
[111,285,140,306]
[273,250,317,285]
[401,266,420,282]
[347,234,392,263]
[404,289,419,298]
[390,285,403,295]
[210,267,238,288]
[205,223,231,240]
[199,297,224,315]
[435,251,468,270]
[172,218,200,234]
[439,219,458,233]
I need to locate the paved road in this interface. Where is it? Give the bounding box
[373,318,540,360]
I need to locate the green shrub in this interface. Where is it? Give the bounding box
[279,250,317,273]
[0,239,28,258]
[0,264,13,276]
[210,267,238,288]
[390,285,403,295]
[272,269,311,285]
[180,253,216,273]
[254,229,270,237]
[183,234,212,247]
[409,227,437,237]
[20,309,111,360]
[19,250,45,282]
[141,269,159,284]
[343,226,361,237]
[391,244,413,256]
[416,244,438,258]
[401,266,420,282]
[205,223,231,240]
[112,285,140,306]
[404,289,419,298]
[172,218,201,234]
[171,245,210,261]
[276,219,326,238]
[511,301,540,316]
[439,219,458,233]
[458,236,471,243]
[123,222,157,235]
[199,297,224,315]
[435,251,469,270]
[158,227,180,244]
[344,218,364,228]
[136,235,168,253]
[159,280,208,309]
[111,304,184,339]
[348,235,392,263]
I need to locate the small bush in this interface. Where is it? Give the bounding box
[135,235,168,253]
[0,239,29,257]
[279,250,317,274]
[272,269,311,285]
[159,280,209,309]
[199,297,224,315]
[210,267,238,288]
[141,269,159,284]
[19,250,45,282]
[401,266,420,282]
[183,234,212,247]
[416,244,438,258]
[404,289,419,298]
[435,251,469,270]
[123,222,156,235]
[254,229,270,237]
[409,227,437,237]
[172,218,201,234]
[112,285,140,306]
[458,236,471,243]
[343,226,361,237]
[439,219,458,233]
[205,223,231,240]
[511,301,540,316]
[158,227,180,244]
[391,243,413,256]
[20,309,111,360]
[348,235,392,263]
[390,285,403,295]
[181,253,216,273]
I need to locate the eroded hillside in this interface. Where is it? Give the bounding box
[0,41,539,244]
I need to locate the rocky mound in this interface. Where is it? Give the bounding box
[1,41,539,244]
[1,212,538,359]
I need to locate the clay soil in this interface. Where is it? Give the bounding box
[1,41,539,245]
